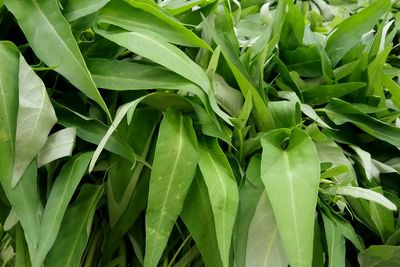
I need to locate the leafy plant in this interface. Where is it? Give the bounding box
[0,0,400,266]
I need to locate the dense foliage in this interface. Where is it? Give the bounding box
[1,0,400,266]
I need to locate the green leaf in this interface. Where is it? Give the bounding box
[181,171,223,267]
[5,0,110,118]
[0,41,19,187]
[53,101,136,164]
[89,94,149,172]
[198,137,239,267]
[325,0,391,65]
[322,213,346,267]
[330,186,397,211]
[2,161,41,262]
[63,0,110,21]
[303,82,366,105]
[47,184,104,267]
[37,127,76,167]
[144,108,198,267]
[107,109,159,228]
[12,54,57,187]
[325,98,400,147]
[87,58,195,91]
[246,192,288,267]
[94,26,231,125]
[358,245,400,267]
[33,152,93,267]
[234,156,264,267]
[370,187,395,242]
[97,0,210,49]
[261,128,320,267]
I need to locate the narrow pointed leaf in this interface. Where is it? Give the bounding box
[47,184,104,267]
[358,245,400,267]
[325,0,391,65]
[322,213,346,267]
[5,0,110,117]
[181,171,223,267]
[198,137,239,267]
[326,98,400,147]
[94,26,231,125]
[97,0,210,49]
[12,54,57,187]
[33,152,93,267]
[261,128,320,267]
[144,108,198,267]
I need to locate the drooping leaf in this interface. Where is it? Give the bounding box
[144,108,198,267]
[325,0,391,65]
[12,54,57,187]
[47,184,103,267]
[303,82,366,105]
[94,26,231,125]
[53,101,136,164]
[33,152,93,267]
[261,128,320,267]
[325,98,400,147]
[37,127,76,167]
[329,186,397,211]
[97,0,210,49]
[358,245,400,267]
[5,0,110,117]
[198,137,239,267]
[63,0,110,21]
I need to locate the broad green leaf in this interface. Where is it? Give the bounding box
[330,186,396,211]
[0,41,19,187]
[303,82,366,105]
[2,162,41,261]
[325,0,391,65]
[212,73,243,117]
[325,98,400,147]
[358,245,400,267]
[322,213,346,267]
[181,171,223,267]
[350,145,378,182]
[198,137,239,267]
[33,152,93,267]
[144,108,198,267]
[63,0,110,21]
[0,42,41,260]
[268,101,301,129]
[37,127,76,167]
[5,0,110,118]
[87,58,196,91]
[246,192,288,267]
[12,54,57,187]
[161,0,209,15]
[47,184,103,267]
[53,101,136,164]
[94,26,231,125]
[97,0,210,49]
[261,128,320,267]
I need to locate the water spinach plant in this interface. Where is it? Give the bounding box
[0,0,400,266]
